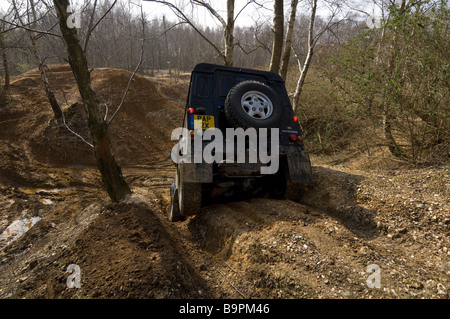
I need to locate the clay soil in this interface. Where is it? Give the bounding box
[0,65,448,299]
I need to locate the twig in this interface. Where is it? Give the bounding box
[103,103,108,121]
[0,18,61,38]
[222,260,237,273]
[0,118,20,124]
[191,0,226,27]
[44,65,94,148]
[234,0,254,22]
[146,21,187,41]
[234,42,263,55]
[144,0,226,63]
[83,0,98,52]
[106,3,145,126]
[84,0,118,52]
[216,269,246,299]
[60,113,94,149]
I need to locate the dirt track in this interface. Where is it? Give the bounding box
[0,66,448,299]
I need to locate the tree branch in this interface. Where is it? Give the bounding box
[143,0,226,62]
[234,41,262,55]
[43,64,94,148]
[0,17,61,38]
[107,4,145,126]
[83,0,118,52]
[190,0,226,27]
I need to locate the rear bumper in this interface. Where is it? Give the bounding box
[177,146,312,184]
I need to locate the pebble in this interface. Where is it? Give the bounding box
[437,283,447,295]
[16,276,27,283]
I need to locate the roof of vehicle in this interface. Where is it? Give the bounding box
[192,63,284,83]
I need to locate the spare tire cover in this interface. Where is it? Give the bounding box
[224,81,282,129]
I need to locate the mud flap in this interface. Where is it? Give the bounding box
[168,181,185,222]
[179,162,213,183]
[281,146,313,184]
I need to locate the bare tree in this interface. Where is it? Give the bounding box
[52,0,131,202]
[107,5,146,126]
[269,0,284,73]
[0,36,10,107]
[292,0,343,112]
[279,0,299,80]
[292,0,317,112]
[0,14,11,107]
[190,0,236,65]
[8,0,62,119]
[224,0,235,66]
[144,0,243,66]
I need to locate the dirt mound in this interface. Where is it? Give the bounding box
[298,166,379,239]
[42,198,207,299]
[1,65,184,174]
[151,73,191,103]
[0,187,207,299]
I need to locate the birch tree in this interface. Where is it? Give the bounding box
[292,0,343,113]
[279,0,299,80]
[269,0,284,73]
[292,0,317,112]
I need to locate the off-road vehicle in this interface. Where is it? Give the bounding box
[169,63,312,221]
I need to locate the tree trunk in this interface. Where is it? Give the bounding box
[162,15,170,70]
[53,0,131,202]
[383,111,405,158]
[30,35,63,120]
[382,1,407,159]
[292,0,317,113]
[292,48,313,113]
[0,34,9,107]
[11,0,63,119]
[269,0,284,74]
[224,0,235,66]
[280,0,299,81]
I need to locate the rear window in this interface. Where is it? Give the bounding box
[193,75,210,99]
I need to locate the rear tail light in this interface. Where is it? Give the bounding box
[188,108,194,114]
[289,134,303,145]
[293,116,298,122]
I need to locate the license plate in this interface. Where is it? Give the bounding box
[191,115,215,130]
